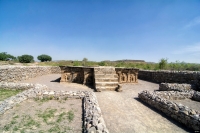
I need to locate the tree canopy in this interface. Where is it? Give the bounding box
[0,52,16,61]
[18,55,34,63]
[37,54,52,62]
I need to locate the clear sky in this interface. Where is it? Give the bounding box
[0,0,200,63]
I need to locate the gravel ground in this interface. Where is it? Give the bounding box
[18,74,193,132]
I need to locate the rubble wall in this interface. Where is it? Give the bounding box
[139,70,200,91]
[138,90,200,131]
[0,66,61,82]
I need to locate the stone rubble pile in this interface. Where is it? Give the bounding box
[155,91,194,100]
[0,66,61,82]
[193,91,200,102]
[0,82,109,133]
[158,83,200,102]
[138,90,200,131]
[84,91,109,133]
[159,83,193,92]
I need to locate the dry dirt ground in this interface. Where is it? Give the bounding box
[12,74,194,132]
[0,99,82,133]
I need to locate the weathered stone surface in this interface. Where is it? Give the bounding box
[115,67,139,83]
[159,83,193,92]
[0,66,61,82]
[139,70,200,91]
[138,90,200,131]
[60,66,139,92]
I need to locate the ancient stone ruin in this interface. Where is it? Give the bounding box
[0,66,200,132]
[59,66,139,92]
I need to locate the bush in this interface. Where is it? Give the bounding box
[98,61,107,66]
[18,55,34,63]
[82,58,88,66]
[159,58,168,69]
[0,52,16,61]
[37,54,52,62]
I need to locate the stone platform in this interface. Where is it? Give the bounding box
[59,66,139,92]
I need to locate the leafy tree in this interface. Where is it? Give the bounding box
[37,54,52,62]
[82,58,88,66]
[159,58,168,69]
[18,55,34,63]
[0,52,16,61]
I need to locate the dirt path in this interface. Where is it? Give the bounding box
[19,74,191,132]
[96,81,191,133]
[19,74,92,91]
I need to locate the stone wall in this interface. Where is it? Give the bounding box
[138,90,200,131]
[0,82,109,133]
[0,66,61,82]
[159,83,193,92]
[139,70,200,91]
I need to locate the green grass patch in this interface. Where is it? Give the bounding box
[67,110,74,122]
[57,112,66,123]
[0,89,23,101]
[38,108,57,124]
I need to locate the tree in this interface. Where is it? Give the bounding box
[18,55,34,63]
[159,58,168,69]
[82,58,88,66]
[37,54,52,62]
[0,52,16,61]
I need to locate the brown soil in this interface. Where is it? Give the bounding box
[0,99,82,133]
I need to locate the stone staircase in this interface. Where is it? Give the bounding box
[94,67,119,91]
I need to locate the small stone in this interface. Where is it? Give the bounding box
[88,126,97,133]
[49,91,54,95]
[97,123,104,131]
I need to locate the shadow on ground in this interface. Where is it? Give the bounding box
[134,98,193,132]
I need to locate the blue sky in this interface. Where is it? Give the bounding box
[0,0,200,63]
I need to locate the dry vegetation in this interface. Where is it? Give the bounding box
[0,99,82,133]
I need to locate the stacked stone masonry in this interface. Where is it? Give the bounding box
[139,70,200,91]
[60,66,139,91]
[138,90,200,131]
[159,83,193,92]
[0,66,61,82]
[0,82,109,133]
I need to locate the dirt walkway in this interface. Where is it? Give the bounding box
[19,74,190,132]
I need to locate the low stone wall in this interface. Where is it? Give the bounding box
[0,66,61,82]
[138,70,200,91]
[0,82,109,133]
[159,83,193,92]
[193,91,200,102]
[84,92,109,133]
[154,90,194,100]
[138,90,200,131]
[0,83,48,114]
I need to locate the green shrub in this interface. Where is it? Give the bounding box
[98,61,106,66]
[18,55,34,63]
[0,52,16,61]
[159,58,168,69]
[37,54,52,62]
